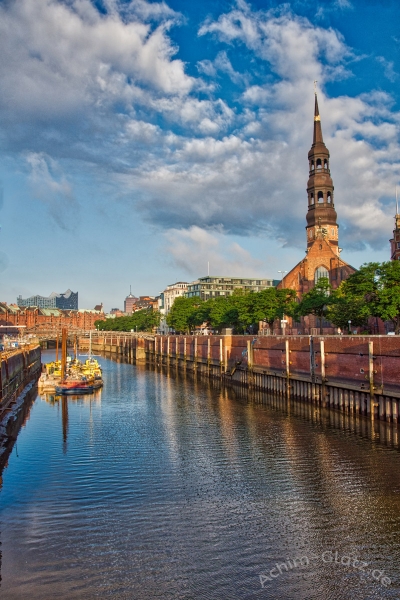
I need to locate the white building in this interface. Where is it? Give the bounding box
[159,281,188,333]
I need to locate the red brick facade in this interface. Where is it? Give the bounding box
[0,303,105,332]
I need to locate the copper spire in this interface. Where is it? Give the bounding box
[313,93,324,145]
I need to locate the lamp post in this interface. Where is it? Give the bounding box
[348,320,352,334]
[278,271,288,335]
[278,270,288,288]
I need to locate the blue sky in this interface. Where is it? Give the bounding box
[0,0,399,310]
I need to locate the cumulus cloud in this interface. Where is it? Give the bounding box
[26,153,77,230]
[164,226,263,277]
[0,0,399,254]
[0,0,193,122]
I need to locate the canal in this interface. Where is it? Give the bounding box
[1,351,400,599]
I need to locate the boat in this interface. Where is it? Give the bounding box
[55,377,94,395]
[40,330,104,394]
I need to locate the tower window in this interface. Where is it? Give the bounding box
[324,159,328,169]
[318,191,324,203]
[310,193,314,205]
[311,160,314,171]
[327,192,332,203]
[316,159,322,169]
[315,266,329,283]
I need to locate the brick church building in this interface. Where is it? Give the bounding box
[277,93,356,332]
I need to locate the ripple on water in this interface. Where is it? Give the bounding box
[0,353,400,599]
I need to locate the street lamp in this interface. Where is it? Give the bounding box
[278,270,288,288]
[278,271,288,336]
[348,320,352,334]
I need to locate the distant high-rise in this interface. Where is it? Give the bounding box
[124,286,138,313]
[17,289,78,310]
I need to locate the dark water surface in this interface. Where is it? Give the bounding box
[1,352,400,599]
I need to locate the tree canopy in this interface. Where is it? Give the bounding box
[95,308,160,332]
[164,287,296,334]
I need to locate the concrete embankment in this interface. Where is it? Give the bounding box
[80,333,400,423]
[0,346,42,469]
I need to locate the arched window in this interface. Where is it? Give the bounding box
[311,160,314,171]
[318,191,324,203]
[316,158,322,169]
[327,192,332,203]
[324,159,328,169]
[315,266,329,283]
[310,193,314,205]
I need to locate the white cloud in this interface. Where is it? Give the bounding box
[26,152,77,230]
[0,0,193,122]
[0,0,399,255]
[164,226,263,277]
[376,56,398,82]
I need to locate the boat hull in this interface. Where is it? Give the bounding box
[55,385,94,395]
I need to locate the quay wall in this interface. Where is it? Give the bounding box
[0,346,42,417]
[79,333,400,423]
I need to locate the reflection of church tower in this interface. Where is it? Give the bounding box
[306,95,339,254]
[277,92,356,326]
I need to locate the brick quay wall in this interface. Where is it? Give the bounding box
[80,333,400,424]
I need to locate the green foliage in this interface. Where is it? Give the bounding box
[374,261,400,333]
[166,296,204,333]
[95,308,160,332]
[306,261,400,333]
[165,287,297,334]
[296,278,334,333]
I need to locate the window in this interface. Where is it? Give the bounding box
[331,228,335,236]
[324,159,328,169]
[310,193,314,205]
[327,192,332,203]
[316,158,322,169]
[315,266,329,283]
[318,191,324,203]
[311,160,314,171]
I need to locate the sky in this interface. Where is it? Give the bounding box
[0,0,399,311]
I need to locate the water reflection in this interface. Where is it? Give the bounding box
[0,354,399,599]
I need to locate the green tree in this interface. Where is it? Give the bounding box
[166,296,204,333]
[297,278,334,334]
[375,261,400,333]
[327,293,371,332]
[95,308,160,332]
[254,288,297,330]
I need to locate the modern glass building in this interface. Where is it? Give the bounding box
[17,289,78,310]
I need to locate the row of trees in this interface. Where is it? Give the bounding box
[287,261,400,334]
[94,261,400,334]
[95,308,160,332]
[167,261,400,334]
[166,288,297,334]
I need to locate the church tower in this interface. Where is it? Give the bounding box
[390,189,400,260]
[306,94,339,253]
[277,91,356,314]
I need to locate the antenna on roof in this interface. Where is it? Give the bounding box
[130,284,132,295]
[208,261,210,276]
[396,186,399,215]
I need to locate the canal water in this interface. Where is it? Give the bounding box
[1,351,400,599]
